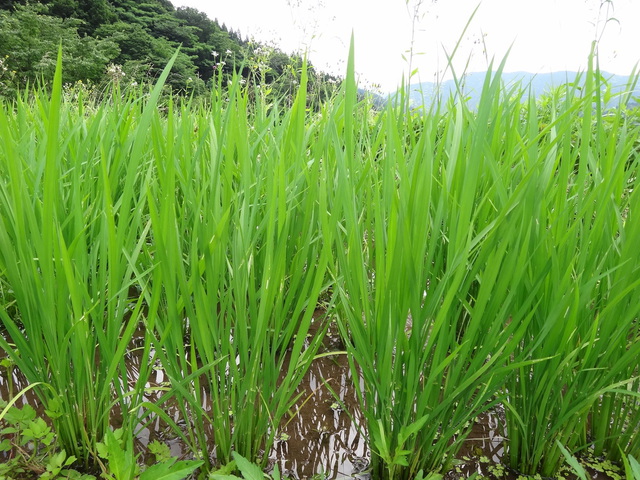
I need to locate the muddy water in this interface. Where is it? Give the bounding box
[0,334,623,480]
[270,347,369,479]
[123,324,371,478]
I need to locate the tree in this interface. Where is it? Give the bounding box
[94,20,202,92]
[149,13,198,46]
[0,0,25,11]
[94,21,158,62]
[174,6,215,43]
[0,4,118,92]
[0,0,338,102]
[74,0,116,35]
[47,0,79,19]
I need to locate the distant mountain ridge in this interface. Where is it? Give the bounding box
[401,71,640,109]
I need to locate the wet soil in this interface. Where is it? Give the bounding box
[0,330,626,480]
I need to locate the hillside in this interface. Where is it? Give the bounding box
[0,0,340,101]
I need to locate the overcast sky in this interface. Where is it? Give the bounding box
[170,0,640,92]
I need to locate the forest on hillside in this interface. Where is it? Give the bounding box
[0,0,340,102]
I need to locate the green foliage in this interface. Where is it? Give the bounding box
[0,47,333,475]
[622,454,640,480]
[557,442,590,480]
[96,428,203,480]
[559,442,640,480]
[1,38,639,480]
[74,0,117,35]
[209,452,282,480]
[500,48,640,477]
[0,399,93,480]
[0,4,118,93]
[142,59,333,471]
[0,0,339,101]
[0,392,200,480]
[318,38,640,480]
[0,48,182,468]
[237,43,340,110]
[173,6,216,43]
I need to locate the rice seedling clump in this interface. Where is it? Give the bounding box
[0,45,639,479]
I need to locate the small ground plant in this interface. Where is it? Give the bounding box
[0,393,92,480]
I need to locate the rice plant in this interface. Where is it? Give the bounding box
[316,39,640,479]
[1,40,639,480]
[499,47,640,477]
[0,50,176,467]
[316,41,533,480]
[142,64,333,470]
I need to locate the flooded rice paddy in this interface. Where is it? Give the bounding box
[0,327,625,480]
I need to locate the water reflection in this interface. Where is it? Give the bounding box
[4,332,615,480]
[270,348,368,479]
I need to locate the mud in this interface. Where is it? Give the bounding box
[0,332,625,480]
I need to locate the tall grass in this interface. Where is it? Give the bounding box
[140,64,332,469]
[316,40,640,479]
[498,48,640,476]
[0,50,176,466]
[0,43,639,479]
[319,42,539,480]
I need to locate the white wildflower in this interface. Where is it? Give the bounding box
[106,63,125,81]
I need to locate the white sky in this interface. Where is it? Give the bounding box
[170,0,640,93]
